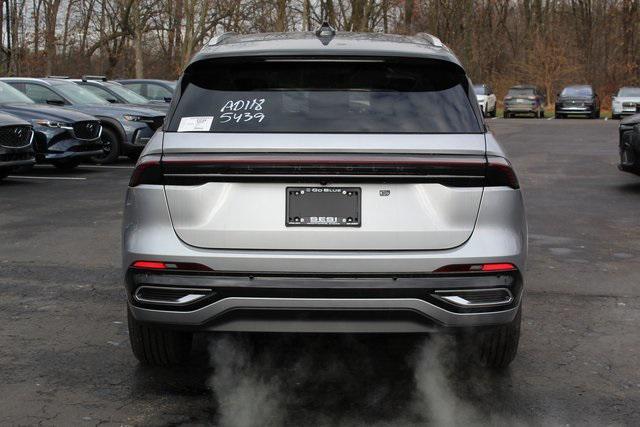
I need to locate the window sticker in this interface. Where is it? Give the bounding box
[177,116,214,132]
[218,98,266,124]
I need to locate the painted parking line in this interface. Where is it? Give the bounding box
[79,165,134,169]
[547,117,554,120]
[7,175,87,181]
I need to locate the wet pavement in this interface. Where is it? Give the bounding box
[1,118,639,426]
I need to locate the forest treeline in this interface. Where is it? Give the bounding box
[0,0,638,105]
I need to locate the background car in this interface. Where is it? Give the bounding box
[555,85,600,119]
[503,85,546,118]
[611,87,640,120]
[72,77,169,113]
[115,79,176,103]
[0,112,35,180]
[0,81,102,170]
[473,83,497,117]
[1,77,165,164]
[618,113,640,175]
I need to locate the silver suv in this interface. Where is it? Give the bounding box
[123,26,527,369]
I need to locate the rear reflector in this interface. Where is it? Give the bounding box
[481,263,517,272]
[130,261,213,271]
[132,261,166,269]
[434,263,517,273]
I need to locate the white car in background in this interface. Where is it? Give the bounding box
[612,87,640,120]
[474,84,497,117]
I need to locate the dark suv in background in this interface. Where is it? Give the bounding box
[0,112,35,179]
[1,77,165,163]
[503,85,546,118]
[115,79,176,103]
[72,77,169,113]
[0,81,102,170]
[555,85,600,119]
[618,114,640,175]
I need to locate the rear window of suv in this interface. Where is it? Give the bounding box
[507,88,535,97]
[168,58,482,134]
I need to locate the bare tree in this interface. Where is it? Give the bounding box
[0,0,637,105]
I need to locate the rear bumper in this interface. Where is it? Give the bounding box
[127,271,523,333]
[123,184,527,333]
[504,104,537,113]
[613,109,637,116]
[555,107,593,115]
[129,299,521,333]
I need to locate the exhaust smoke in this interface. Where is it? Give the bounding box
[206,334,544,426]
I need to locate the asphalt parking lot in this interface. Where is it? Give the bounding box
[1,118,640,426]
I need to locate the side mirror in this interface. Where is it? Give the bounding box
[46,99,65,106]
[556,93,560,97]
[106,98,118,103]
[163,97,172,103]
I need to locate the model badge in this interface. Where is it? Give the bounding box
[379,190,390,196]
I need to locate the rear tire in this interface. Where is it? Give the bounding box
[474,307,521,370]
[503,111,510,119]
[90,126,120,164]
[127,309,193,366]
[0,170,9,180]
[555,113,563,119]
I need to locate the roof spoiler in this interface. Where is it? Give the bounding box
[208,32,237,47]
[414,33,446,49]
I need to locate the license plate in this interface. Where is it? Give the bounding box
[286,187,361,227]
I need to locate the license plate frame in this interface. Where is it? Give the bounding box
[286,187,361,227]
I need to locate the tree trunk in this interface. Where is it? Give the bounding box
[134,26,144,77]
[404,0,414,34]
[132,2,144,78]
[43,0,61,76]
[303,0,311,30]
[275,0,287,32]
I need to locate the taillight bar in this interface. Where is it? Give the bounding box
[129,154,162,187]
[129,153,519,189]
[486,156,519,189]
[161,153,486,186]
